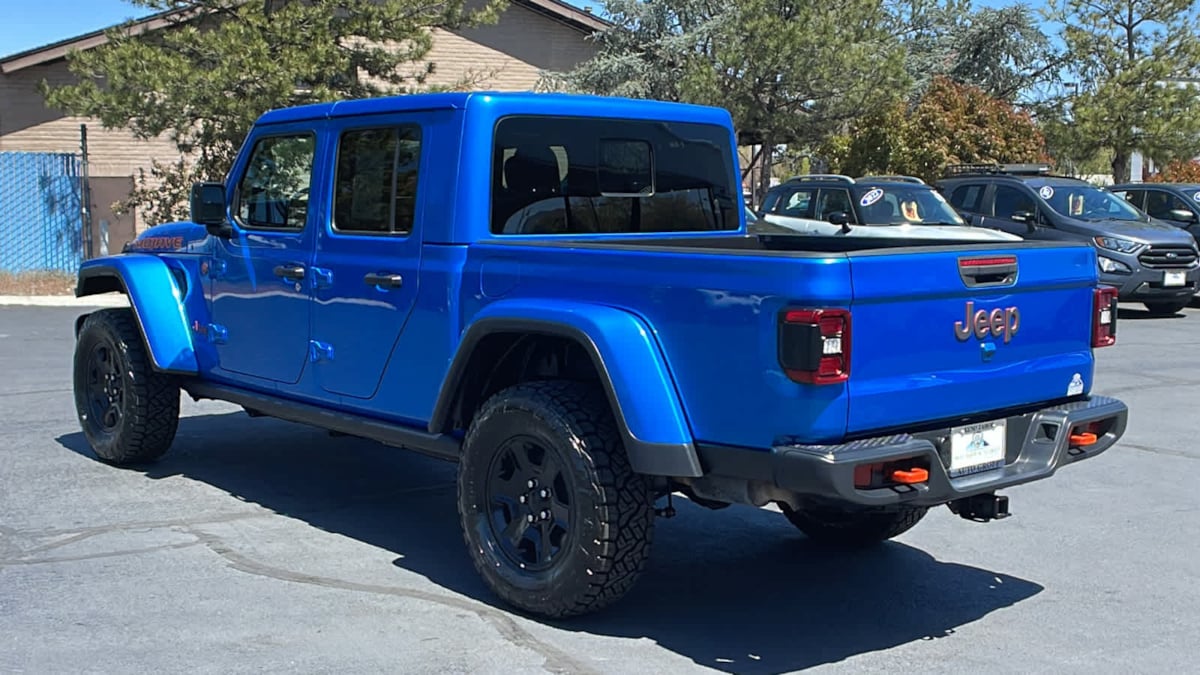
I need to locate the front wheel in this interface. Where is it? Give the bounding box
[72,308,180,465]
[456,380,655,619]
[1143,300,1191,316]
[781,503,928,548]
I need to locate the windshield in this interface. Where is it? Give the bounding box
[856,185,964,225]
[1036,183,1144,222]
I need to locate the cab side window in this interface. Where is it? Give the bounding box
[334,125,422,235]
[236,134,315,230]
[992,185,1036,220]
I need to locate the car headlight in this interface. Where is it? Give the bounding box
[1098,256,1131,274]
[1094,236,1143,253]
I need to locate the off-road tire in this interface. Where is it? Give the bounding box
[1143,300,1190,316]
[457,380,655,619]
[73,308,180,465]
[781,503,928,548]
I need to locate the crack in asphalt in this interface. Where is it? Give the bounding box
[0,540,203,566]
[186,529,596,675]
[1121,443,1199,461]
[0,514,596,675]
[1,511,268,541]
[0,388,73,398]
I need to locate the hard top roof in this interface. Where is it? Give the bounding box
[254,91,733,127]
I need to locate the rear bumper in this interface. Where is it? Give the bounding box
[696,395,1128,507]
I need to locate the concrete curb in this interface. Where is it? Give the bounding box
[0,294,130,308]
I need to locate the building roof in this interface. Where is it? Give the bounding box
[0,0,607,75]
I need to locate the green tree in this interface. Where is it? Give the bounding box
[831,76,1046,183]
[893,0,1060,101]
[1046,0,1200,182]
[46,0,501,224]
[540,0,906,201]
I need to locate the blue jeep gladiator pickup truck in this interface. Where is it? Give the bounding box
[72,92,1129,618]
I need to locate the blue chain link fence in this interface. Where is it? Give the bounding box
[0,152,85,273]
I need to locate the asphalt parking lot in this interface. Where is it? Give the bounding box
[1,301,1198,674]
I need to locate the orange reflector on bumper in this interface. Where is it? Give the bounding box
[891,467,929,484]
[1069,432,1097,447]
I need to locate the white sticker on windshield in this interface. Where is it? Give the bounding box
[860,188,884,206]
[1039,185,1055,199]
[1067,372,1084,396]
[1193,191,1200,202]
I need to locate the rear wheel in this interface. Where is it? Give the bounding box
[781,502,927,548]
[72,308,179,465]
[1143,300,1190,316]
[457,380,655,619]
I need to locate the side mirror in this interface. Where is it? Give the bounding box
[1168,208,1198,223]
[190,182,233,237]
[826,210,852,233]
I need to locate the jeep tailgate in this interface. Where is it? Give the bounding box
[845,243,1099,434]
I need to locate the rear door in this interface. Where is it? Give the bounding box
[845,242,1097,434]
[308,117,427,399]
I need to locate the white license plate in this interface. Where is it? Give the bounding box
[949,420,1007,477]
[1164,270,1186,287]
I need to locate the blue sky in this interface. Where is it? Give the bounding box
[0,0,604,57]
[0,0,1022,59]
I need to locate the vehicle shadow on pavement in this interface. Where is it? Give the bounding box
[1117,305,1193,320]
[57,411,1043,673]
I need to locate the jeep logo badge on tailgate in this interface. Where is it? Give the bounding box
[955,301,1020,343]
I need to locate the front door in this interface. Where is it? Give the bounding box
[309,120,425,399]
[210,128,319,384]
[982,184,1046,238]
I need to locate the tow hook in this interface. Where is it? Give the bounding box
[949,493,1011,522]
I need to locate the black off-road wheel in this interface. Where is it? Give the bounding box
[457,380,655,619]
[1143,300,1190,316]
[73,308,180,465]
[781,502,928,548]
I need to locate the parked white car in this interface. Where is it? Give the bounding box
[750,175,1022,242]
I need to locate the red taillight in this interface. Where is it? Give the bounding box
[779,308,850,384]
[1092,286,1118,347]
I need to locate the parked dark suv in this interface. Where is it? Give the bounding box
[937,164,1200,316]
[1109,182,1200,245]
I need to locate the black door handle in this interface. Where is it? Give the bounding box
[273,264,306,281]
[363,272,403,289]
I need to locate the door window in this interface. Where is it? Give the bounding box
[776,188,816,218]
[816,189,854,220]
[235,134,316,230]
[949,184,985,213]
[333,126,422,235]
[1144,190,1192,220]
[1114,189,1145,209]
[992,185,1036,220]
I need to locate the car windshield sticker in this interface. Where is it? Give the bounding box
[1039,185,1054,199]
[1194,191,1200,202]
[860,188,884,206]
[901,200,921,221]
